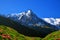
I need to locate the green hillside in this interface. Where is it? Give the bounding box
[42,30,60,40]
[0,25,41,40]
[0,25,60,40]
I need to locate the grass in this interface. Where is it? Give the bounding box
[42,30,60,40]
[0,25,41,40]
[0,25,60,40]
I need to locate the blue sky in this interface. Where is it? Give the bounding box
[0,0,60,18]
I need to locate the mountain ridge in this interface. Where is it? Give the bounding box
[43,18,60,26]
[7,10,60,29]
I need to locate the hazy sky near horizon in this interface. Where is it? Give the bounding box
[0,0,60,18]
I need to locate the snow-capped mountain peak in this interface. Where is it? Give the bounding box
[7,10,40,26]
[26,10,32,17]
[7,10,33,20]
[43,18,60,26]
[7,10,60,28]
